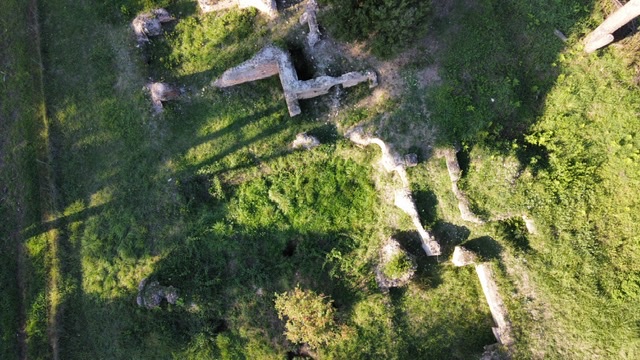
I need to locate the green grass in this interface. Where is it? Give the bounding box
[407,0,640,358]
[25,0,498,358]
[8,0,640,358]
[0,0,57,358]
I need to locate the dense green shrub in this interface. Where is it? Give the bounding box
[274,286,339,349]
[319,0,431,58]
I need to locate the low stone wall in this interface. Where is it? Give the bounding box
[198,0,278,18]
[300,0,321,47]
[213,45,377,116]
[452,246,515,350]
[347,128,441,256]
[439,148,485,224]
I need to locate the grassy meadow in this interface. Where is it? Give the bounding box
[1,0,640,358]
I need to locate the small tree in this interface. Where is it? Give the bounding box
[274,286,337,349]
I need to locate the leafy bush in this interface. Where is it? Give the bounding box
[274,286,338,349]
[319,0,431,58]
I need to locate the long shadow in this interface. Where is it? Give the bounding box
[463,236,503,262]
[393,231,444,289]
[426,0,598,169]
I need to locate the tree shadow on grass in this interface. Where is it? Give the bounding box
[463,236,503,262]
[393,231,444,290]
[387,284,494,359]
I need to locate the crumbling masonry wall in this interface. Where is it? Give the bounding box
[198,0,278,18]
[347,128,441,256]
[213,46,377,116]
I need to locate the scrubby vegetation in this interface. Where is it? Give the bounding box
[2,0,640,358]
[319,0,431,57]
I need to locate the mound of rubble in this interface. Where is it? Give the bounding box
[132,8,174,45]
[375,238,416,291]
[136,278,179,309]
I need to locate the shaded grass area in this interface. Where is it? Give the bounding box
[0,0,56,358]
[427,0,594,148]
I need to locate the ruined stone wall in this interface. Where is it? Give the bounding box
[214,45,376,116]
[346,128,441,256]
[198,0,278,17]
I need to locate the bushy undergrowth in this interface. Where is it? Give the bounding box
[319,0,431,58]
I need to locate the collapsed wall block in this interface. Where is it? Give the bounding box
[452,246,515,348]
[292,133,320,150]
[584,0,640,53]
[300,0,321,47]
[132,8,174,45]
[213,46,377,116]
[440,148,485,224]
[198,0,278,18]
[146,82,180,113]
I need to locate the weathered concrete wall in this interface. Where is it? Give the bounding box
[346,128,441,256]
[439,148,485,224]
[584,0,640,53]
[198,0,278,18]
[452,246,515,349]
[300,0,321,47]
[476,263,515,347]
[214,45,377,116]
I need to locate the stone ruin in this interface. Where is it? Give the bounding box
[438,148,538,235]
[136,278,179,309]
[291,132,320,150]
[198,0,278,18]
[146,82,181,113]
[346,127,441,256]
[584,0,640,53]
[375,238,417,291]
[300,0,321,47]
[452,246,514,353]
[213,45,378,116]
[132,8,174,45]
[438,148,485,225]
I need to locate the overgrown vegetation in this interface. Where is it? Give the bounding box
[4,0,640,358]
[383,253,413,279]
[319,0,431,58]
[275,286,341,349]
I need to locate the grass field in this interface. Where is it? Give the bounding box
[2,0,640,358]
